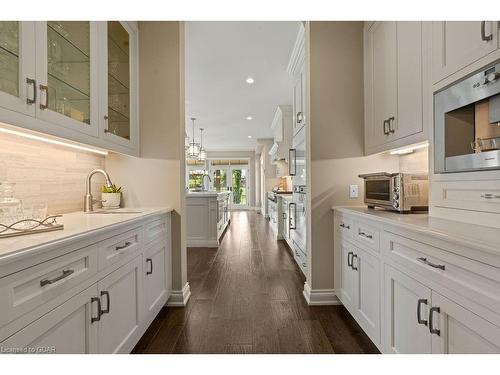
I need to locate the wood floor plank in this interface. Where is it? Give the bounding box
[133,211,379,354]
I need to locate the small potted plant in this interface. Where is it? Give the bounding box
[101,184,123,209]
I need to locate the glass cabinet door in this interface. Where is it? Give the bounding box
[0,22,36,116]
[36,21,99,136]
[101,21,138,149]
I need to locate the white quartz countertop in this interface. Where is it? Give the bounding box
[186,191,231,197]
[0,207,172,265]
[333,206,500,256]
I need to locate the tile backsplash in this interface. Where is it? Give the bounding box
[398,148,429,173]
[0,132,106,214]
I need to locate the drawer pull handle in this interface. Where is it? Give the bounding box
[429,306,441,336]
[351,254,358,271]
[115,241,133,251]
[417,257,445,270]
[480,193,500,199]
[358,231,373,239]
[100,291,110,315]
[417,298,428,326]
[340,223,350,229]
[40,269,74,287]
[146,258,153,275]
[91,297,102,323]
[347,251,353,267]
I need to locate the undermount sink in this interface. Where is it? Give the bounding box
[86,209,143,215]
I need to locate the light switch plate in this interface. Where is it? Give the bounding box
[349,184,359,199]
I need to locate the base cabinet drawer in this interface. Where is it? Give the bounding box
[0,246,98,328]
[98,228,142,271]
[0,284,99,354]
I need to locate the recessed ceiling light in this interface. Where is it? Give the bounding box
[246,116,253,121]
[245,77,254,84]
[247,135,252,138]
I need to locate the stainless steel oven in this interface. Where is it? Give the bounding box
[435,61,500,173]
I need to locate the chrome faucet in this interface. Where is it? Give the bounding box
[84,169,113,212]
[202,173,212,191]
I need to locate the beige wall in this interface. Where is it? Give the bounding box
[307,22,403,291]
[106,21,187,292]
[0,132,105,215]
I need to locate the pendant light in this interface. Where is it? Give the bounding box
[187,117,200,158]
[198,127,207,161]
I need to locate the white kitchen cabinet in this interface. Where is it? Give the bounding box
[364,21,426,155]
[144,238,169,319]
[432,21,499,84]
[0,21,139,156]
[354,247,380,344]
[335,207,500,354]
[292,69,306,136]
[97,255,142,354]
[98,21,139,151]
[383,264,431,354]
[430,291,500,354]
[340,241,357,310]
[0,22,36,117]
[35,21,100,137]
[1,284,98,354]
[340,240,381,345]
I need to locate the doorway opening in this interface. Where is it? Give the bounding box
[210,159,249,209]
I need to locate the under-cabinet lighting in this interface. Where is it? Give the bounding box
[0,127,109,155]
[248,135,252,138]
[245,77,255,84]
[246,116,253,121]
[389,142,429,155]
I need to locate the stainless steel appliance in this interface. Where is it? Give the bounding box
[435,61,500,173]
[358,172,429,212]
[289,127,307,258]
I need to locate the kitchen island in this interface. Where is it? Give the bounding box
[186,191,231,247]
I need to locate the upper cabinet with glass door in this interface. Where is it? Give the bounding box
[0,21,139,156]
[35,21,99,137]
[99,21,138,150]
[0,22,36,117]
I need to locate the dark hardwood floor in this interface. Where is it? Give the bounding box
[133,210,379,354]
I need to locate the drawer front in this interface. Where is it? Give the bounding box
[0,247,98,328]
[98,228,142,271]
[354,220,380,251]
[336,215,354,239]
[144,216,168,244]
[382,231,500,315]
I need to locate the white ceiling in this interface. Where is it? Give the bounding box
[185,21,300,151]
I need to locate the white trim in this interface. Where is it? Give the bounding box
[166,282,191,307]
[286,23,306,78]
[302,282,341,306]
[187,239,219,247]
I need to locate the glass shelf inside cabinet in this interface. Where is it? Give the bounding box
[47,21,90,124]
[0,21,19,97]
[107,22,130,141]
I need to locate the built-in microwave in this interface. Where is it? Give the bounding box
[358,172,429,212]
[435,61,500,173]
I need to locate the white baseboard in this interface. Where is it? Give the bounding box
[187,239,219,247]
[166,282,191,306]
[302,282,341,306]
